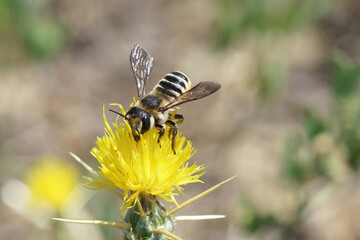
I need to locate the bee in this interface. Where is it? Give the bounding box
[110,44,221,153]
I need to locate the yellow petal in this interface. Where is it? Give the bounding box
[85,104,204,211]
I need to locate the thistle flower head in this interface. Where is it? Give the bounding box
[85,104,205,211]
[25,156,79,211]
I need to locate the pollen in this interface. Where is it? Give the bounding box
[84,104,205,211]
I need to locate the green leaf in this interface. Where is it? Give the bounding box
[283,137,304,183]
[332,51,360,98]
[239,196,276,233]
[343,127,360,170]
[22,18,65,59]
[303,110,327,139]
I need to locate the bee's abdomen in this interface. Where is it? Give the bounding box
[154,71,191,101]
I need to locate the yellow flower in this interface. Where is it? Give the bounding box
[85,104,205,211]
[25,156,79,211]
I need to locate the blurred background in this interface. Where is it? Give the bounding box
[1,0,360,239]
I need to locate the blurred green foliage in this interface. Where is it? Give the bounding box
[214,0,338,101]
[214,0,337,48]
[332,52,360,98]
[283,110,330,184]
[239,195,276,233]
[254,57,286,101]
[239,194,306,240]
[22,19,65,58]
[331,52,360,169]
[88,194,120,240]
[238,51,360,239]
[283,135,306,183]
[303,110,328,140]
[0,0,65,60]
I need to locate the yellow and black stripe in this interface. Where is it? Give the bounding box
[154,71,191,101]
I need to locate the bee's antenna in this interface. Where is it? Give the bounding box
[109,109,125,118]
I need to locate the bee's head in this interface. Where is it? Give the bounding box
[125,107,152,141]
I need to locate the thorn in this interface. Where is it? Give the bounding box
[136,196,147,218]
[165,175,236,217]
[174,215,226,221]
[69,152,99,176]
[52,218,130,229]
[152,228,183,240]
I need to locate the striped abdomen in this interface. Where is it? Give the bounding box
[153,71,191,101]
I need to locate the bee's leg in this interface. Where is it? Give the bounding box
[173,114,184,125]
[155,123,165,147]
[165,120,178,154]
[167,114,184,138]
[132,129,140,142]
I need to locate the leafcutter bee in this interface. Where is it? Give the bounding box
[110,44,221,154]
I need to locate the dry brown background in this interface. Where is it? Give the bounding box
[1,0,360,239]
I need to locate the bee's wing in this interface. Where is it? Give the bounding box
[161,81,221,112]
[130,44,154,98]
